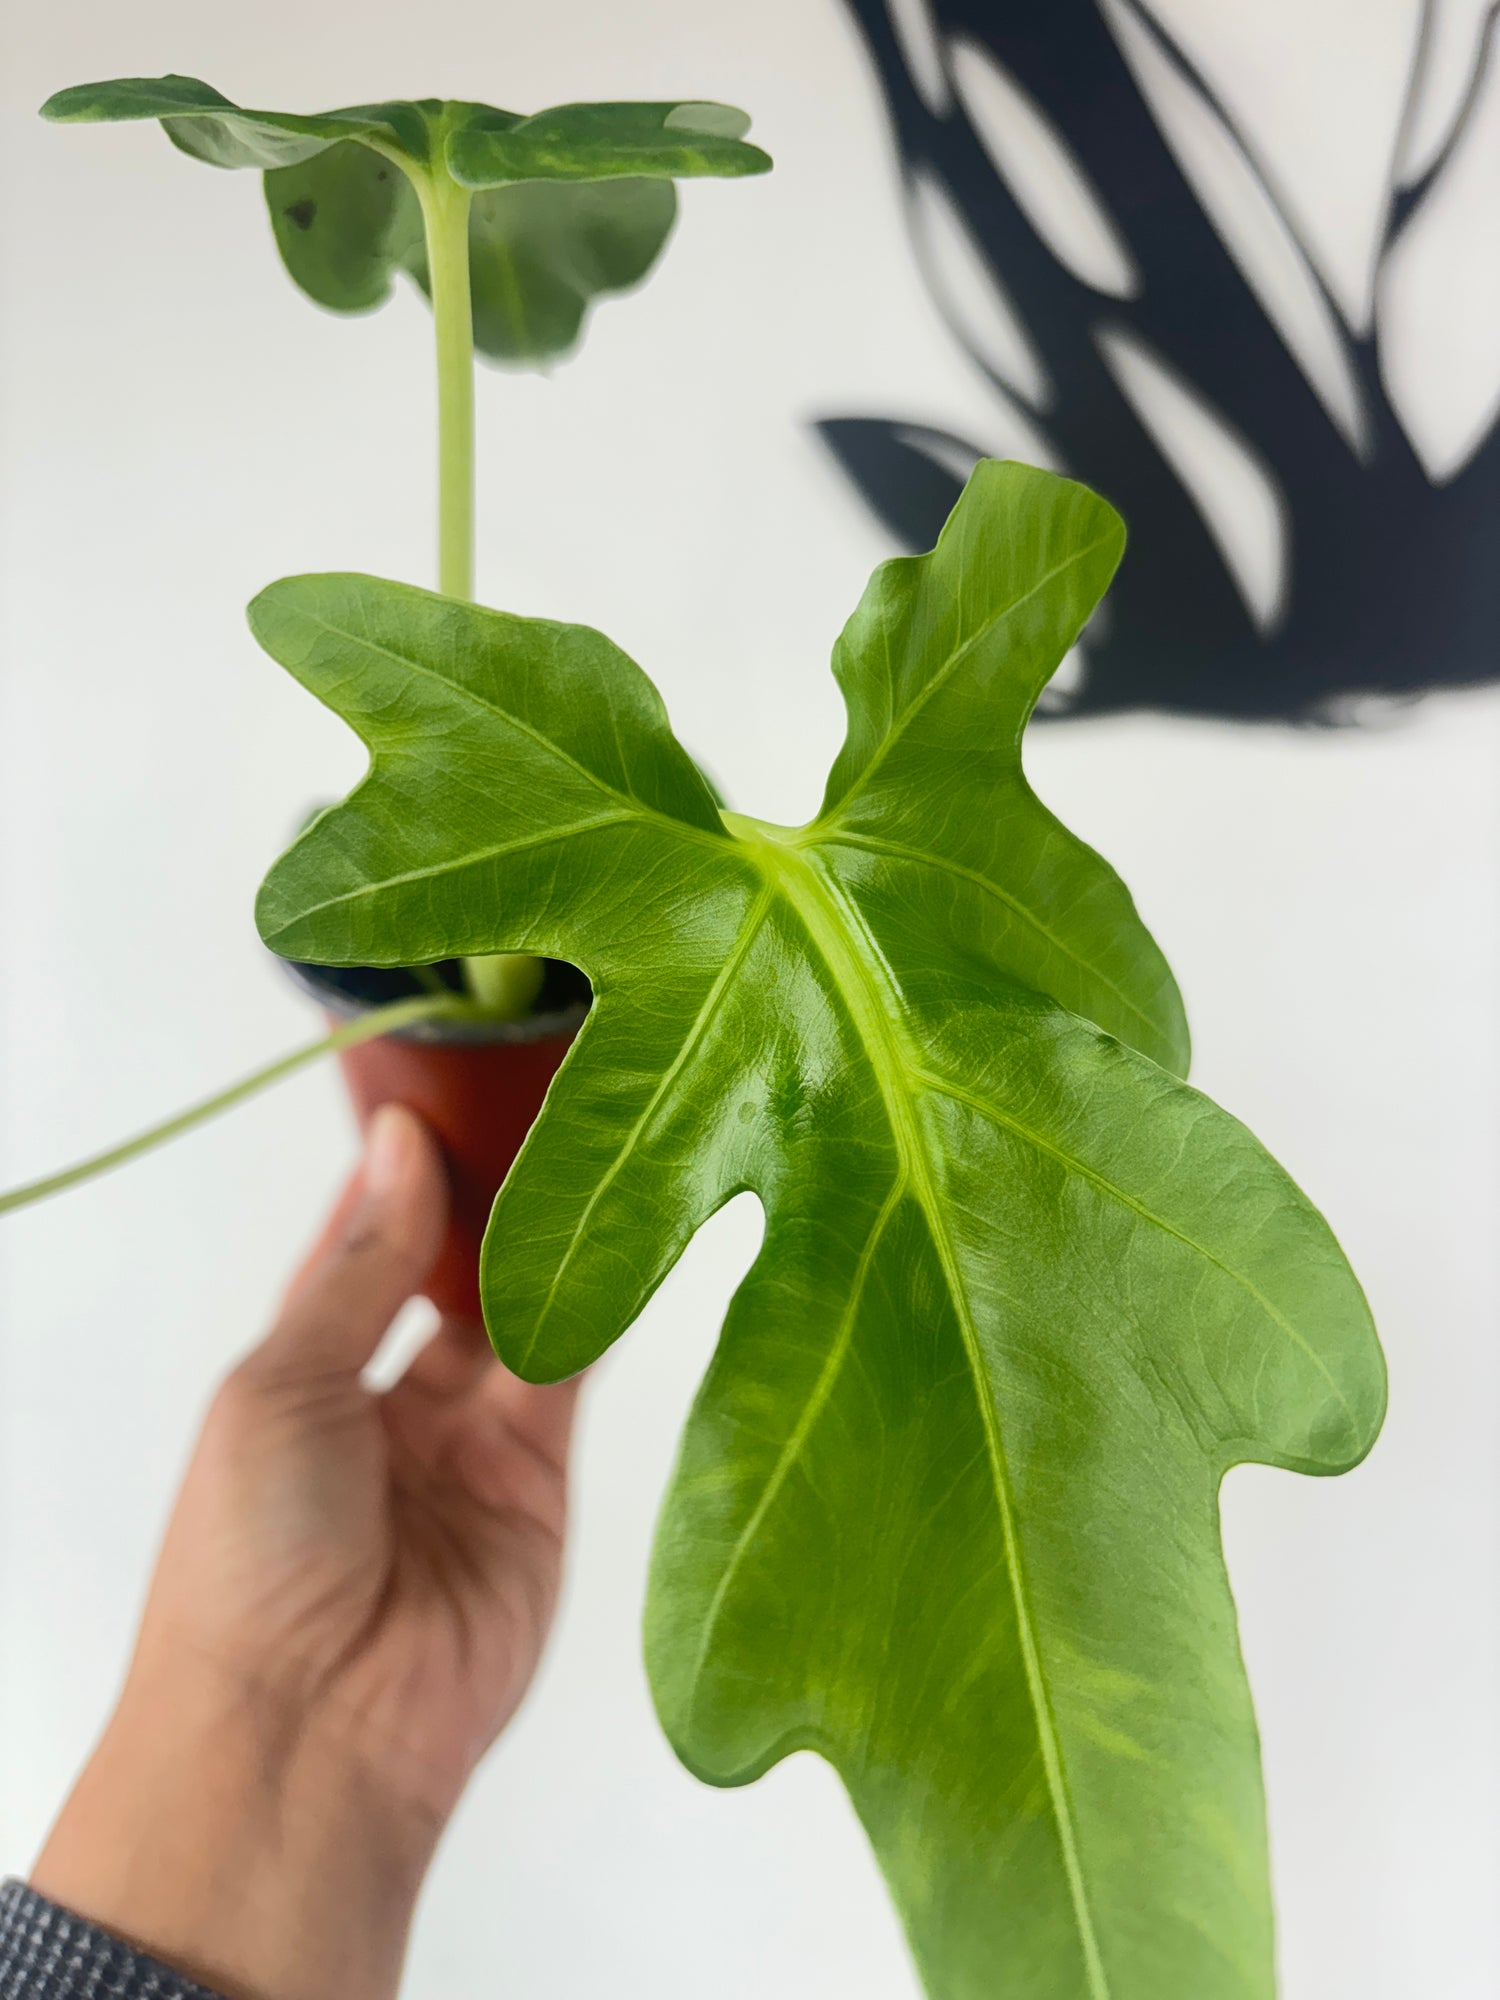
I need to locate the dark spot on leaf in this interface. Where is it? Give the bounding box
[377,169,389,181]
[285,199,316,231]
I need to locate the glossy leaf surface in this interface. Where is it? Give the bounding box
[41,76,769,363]
[253,462,1384,1998]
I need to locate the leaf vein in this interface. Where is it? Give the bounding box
[270,811,634,927]
[820,830,1166,1044]
[913,1066,1355,1426]
[282,605,728,850]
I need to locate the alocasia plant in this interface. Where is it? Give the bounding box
[249,456,1386,1999]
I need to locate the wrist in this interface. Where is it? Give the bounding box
[31,1663,434,2000]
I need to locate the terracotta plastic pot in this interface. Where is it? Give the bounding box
[282,958,589,1321]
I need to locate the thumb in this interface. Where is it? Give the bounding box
[254,1103,449,1382]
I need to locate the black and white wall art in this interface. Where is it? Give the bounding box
[823,0,1500,720]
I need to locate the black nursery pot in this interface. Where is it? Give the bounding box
[282,957,590,1322]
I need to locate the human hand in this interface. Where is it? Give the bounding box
[32,1104,581,2000]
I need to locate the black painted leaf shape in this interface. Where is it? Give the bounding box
[831,0,1500,721]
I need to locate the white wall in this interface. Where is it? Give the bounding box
[2,3,1496,1996]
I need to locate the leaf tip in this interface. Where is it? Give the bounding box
[38,73,228,124]
[245,571,349,649]
[245,577,296,652]
[1321,1339,1389,1475]
[38,82,109,123]
[252,870,302,960]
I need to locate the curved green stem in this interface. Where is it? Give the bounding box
[0,992,483,1219]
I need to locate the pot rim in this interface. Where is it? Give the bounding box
[278,955,588,1047]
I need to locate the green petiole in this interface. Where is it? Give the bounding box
[408,132,542,1018]
[412,153,477,603]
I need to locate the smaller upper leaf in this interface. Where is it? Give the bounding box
[41,76,769,364]
[39,77,769,183]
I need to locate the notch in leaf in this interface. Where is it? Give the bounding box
[39,76,771,366]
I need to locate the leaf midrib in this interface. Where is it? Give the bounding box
[913,1066,1357,1436]
[751,832,1113,2000]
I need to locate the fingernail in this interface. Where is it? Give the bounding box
[364,1104,410,1204]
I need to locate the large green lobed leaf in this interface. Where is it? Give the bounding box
[253,461,1384,1998]
[41,76,769,363]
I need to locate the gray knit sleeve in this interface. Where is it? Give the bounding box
[0,1882,226,2000]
